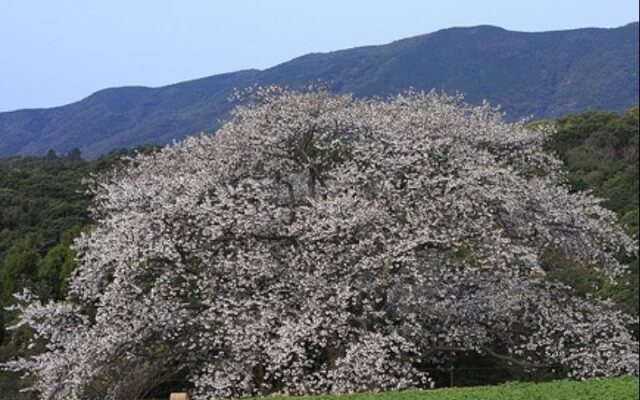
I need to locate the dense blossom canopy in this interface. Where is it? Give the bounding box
[6,88,639,399]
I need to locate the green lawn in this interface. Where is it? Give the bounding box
[264,377,639,400]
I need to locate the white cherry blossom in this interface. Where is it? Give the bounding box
[5,87,638,399]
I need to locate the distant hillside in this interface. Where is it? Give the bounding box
[1,22,638,158]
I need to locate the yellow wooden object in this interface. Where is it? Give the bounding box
[170,393,188,400]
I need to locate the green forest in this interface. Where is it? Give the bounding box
[0,109,637,397]
[0,145,160,394]
[542,108,639,316]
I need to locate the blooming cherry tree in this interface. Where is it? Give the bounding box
[5,87,638,399]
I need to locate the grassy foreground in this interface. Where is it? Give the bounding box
[264,376,639,400]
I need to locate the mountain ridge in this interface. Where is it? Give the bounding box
[1,22,638,158]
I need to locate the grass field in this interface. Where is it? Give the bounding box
[264,376,639,400]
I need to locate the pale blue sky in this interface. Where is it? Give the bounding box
[1,0,638,112]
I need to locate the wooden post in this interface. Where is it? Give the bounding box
[449,366,454,387]
[170,393,188,400]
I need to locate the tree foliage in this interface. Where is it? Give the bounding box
[543,108,639,316]
[5,88,638,399]
[546,108,639,237]
[0,147,159,398]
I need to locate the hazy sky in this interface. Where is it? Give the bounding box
[1,0,638,112]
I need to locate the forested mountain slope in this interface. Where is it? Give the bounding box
[0,22,637,158]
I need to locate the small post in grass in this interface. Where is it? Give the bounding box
[449,366,455,387]
[170,393,188,400]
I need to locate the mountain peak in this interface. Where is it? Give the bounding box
[0,23,637,159]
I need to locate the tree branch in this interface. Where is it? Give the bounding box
[424,345,548,368]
